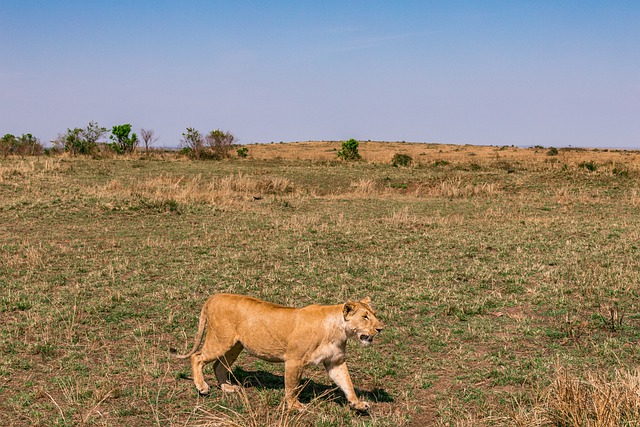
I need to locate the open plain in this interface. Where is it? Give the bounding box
[2,141,640,426]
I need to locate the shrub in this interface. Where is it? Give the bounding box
[54,128,82,155]
[579,161,598,172]
[110,124,138,154]
[178,147,193,157]
[547,147,559,156]
[180,128,205,159]
[391,153,413,167]
[612,165,629,177]
[84,121,107,149]
[237,146,249,158]
[53,122,107,155]
[1,133,44,156]
[16,134,43,156]
[337,138,361,161]
[1,134,16,157]
[206,129,235,159]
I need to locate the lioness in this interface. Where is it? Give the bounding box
[171,293,383,411]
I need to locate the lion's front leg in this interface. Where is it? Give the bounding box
[324,361,370,411]
[284,360,306,410]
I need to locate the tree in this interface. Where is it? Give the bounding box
[65,128,87,155]
[337,138,361,161]
[1,133,43,156]
[206,129,235,159]
[110,124,139,154]
[1,134,16,157]
[84,121,107,148]
[16,133,43,156]
[139,128,158,153]
[52,121,106,155]
[180,128,204,159]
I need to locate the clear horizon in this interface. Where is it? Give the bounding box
[2,2,639,149]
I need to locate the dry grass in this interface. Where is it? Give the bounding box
[94,172,296,209]
[0,157,68,182]
[438,368,640,427]
[2,141,640,426]
[543,368,640,426]
[246,140,640,169]
[428,178,500,198]
[191,386,330,427]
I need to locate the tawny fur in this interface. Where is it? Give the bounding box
[172,293,383,411]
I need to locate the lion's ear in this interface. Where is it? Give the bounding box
[343,301,357,319]
[359,296,376,313]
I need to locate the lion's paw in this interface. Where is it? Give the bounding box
[220,383,241,393]
[351,400,370,412]
[287,400,308,412]
[196,385,210,396]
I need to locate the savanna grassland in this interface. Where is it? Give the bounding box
[2,141,640,426]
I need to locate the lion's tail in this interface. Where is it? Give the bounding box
[170,304,208,359]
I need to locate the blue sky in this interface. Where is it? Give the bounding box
[1,1,639,148]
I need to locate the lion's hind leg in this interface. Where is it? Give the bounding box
[214,342,244,392]
[191,336,241,395]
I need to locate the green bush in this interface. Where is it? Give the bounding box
[579,161,598,172]
[52,121,106,155]
[180,128,204,159]
[1,133,44,156]
[391,153,413,167]
[337,138,361,161]
[547,147,559,156]
[178,147,193,157]
[110,124,138,154]
[237,147,249,158]
[1,134,16,157]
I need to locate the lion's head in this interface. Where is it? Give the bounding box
[343,297,384,346]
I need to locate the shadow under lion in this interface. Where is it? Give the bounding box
[179,366,393,409]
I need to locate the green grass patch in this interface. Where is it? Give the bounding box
[2,149,640,425]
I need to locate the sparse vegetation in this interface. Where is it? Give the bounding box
[391,153,413,167]
[2,141,640,426]
[179,128,237,159]
[237,146,249,158]
[180,127,205,158]
[337,138,361,161]
[206,129,235,159]
[140,128,158,153]
[54,127,84,155]
[579,160,598,172]
[110,123,139,154]
[0,133,43,157]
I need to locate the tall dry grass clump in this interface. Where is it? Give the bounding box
[350,178,381,196]
[96,173,295,208]
[417,178,499,198]
[0,157,67,183]
[542,368,640,427]
[445,368,640,427]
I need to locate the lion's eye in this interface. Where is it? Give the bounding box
[363,315,369,321]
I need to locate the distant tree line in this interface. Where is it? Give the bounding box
[1,133,44,156]
[1,122,244,159]
[51,122,142,155]
[179,128,237,159]
[2,121,364,162]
